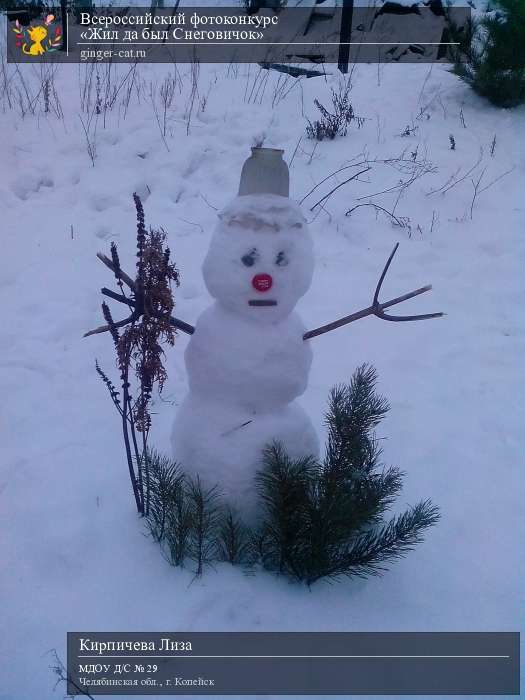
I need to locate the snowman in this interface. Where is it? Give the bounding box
[85,148,441,521]
[171,148,319,522]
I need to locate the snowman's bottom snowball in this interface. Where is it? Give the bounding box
[171,396,319,524]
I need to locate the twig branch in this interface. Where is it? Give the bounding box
[469,166,487,220]
[355,166,427,201]
[97,252,135,289]
[346,202,407,228]
[469,166,514,219]
[199,193,218,211]
[426,148,483,196]
[100,287,129,304]
[301,154,435,212]
[299,157,367,204]
[310,168,371,211]
[477,166,515,194]
[304,243,443,340]
[84,310,139,337]
[48,649,95,699]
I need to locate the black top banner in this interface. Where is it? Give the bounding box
[6,4,471,65]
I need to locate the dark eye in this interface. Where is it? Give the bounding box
[275,251,289,267]
[241,249,258,267]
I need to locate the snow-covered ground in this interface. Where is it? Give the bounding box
[1,25,524,700]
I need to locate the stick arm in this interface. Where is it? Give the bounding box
[303,244,444,341]
[83,253,195,338]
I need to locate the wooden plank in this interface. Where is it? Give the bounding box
[338,0,354,74]
[259,62,329,77]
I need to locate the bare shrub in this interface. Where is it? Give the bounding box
[150,73,178,149]
[85,195,181,515]
[306,84,364,141]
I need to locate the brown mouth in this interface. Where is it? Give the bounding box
[248,300,278,307]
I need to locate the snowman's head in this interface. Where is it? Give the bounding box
[203,194,314,323]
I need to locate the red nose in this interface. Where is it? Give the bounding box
[252,273,273,292]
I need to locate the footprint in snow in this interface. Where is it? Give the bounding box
[10,174,54,201]
[90,194,114,212]
[133,183,151,202]
[95,226,115,240]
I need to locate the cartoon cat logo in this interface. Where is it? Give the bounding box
[12,15,62,56]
